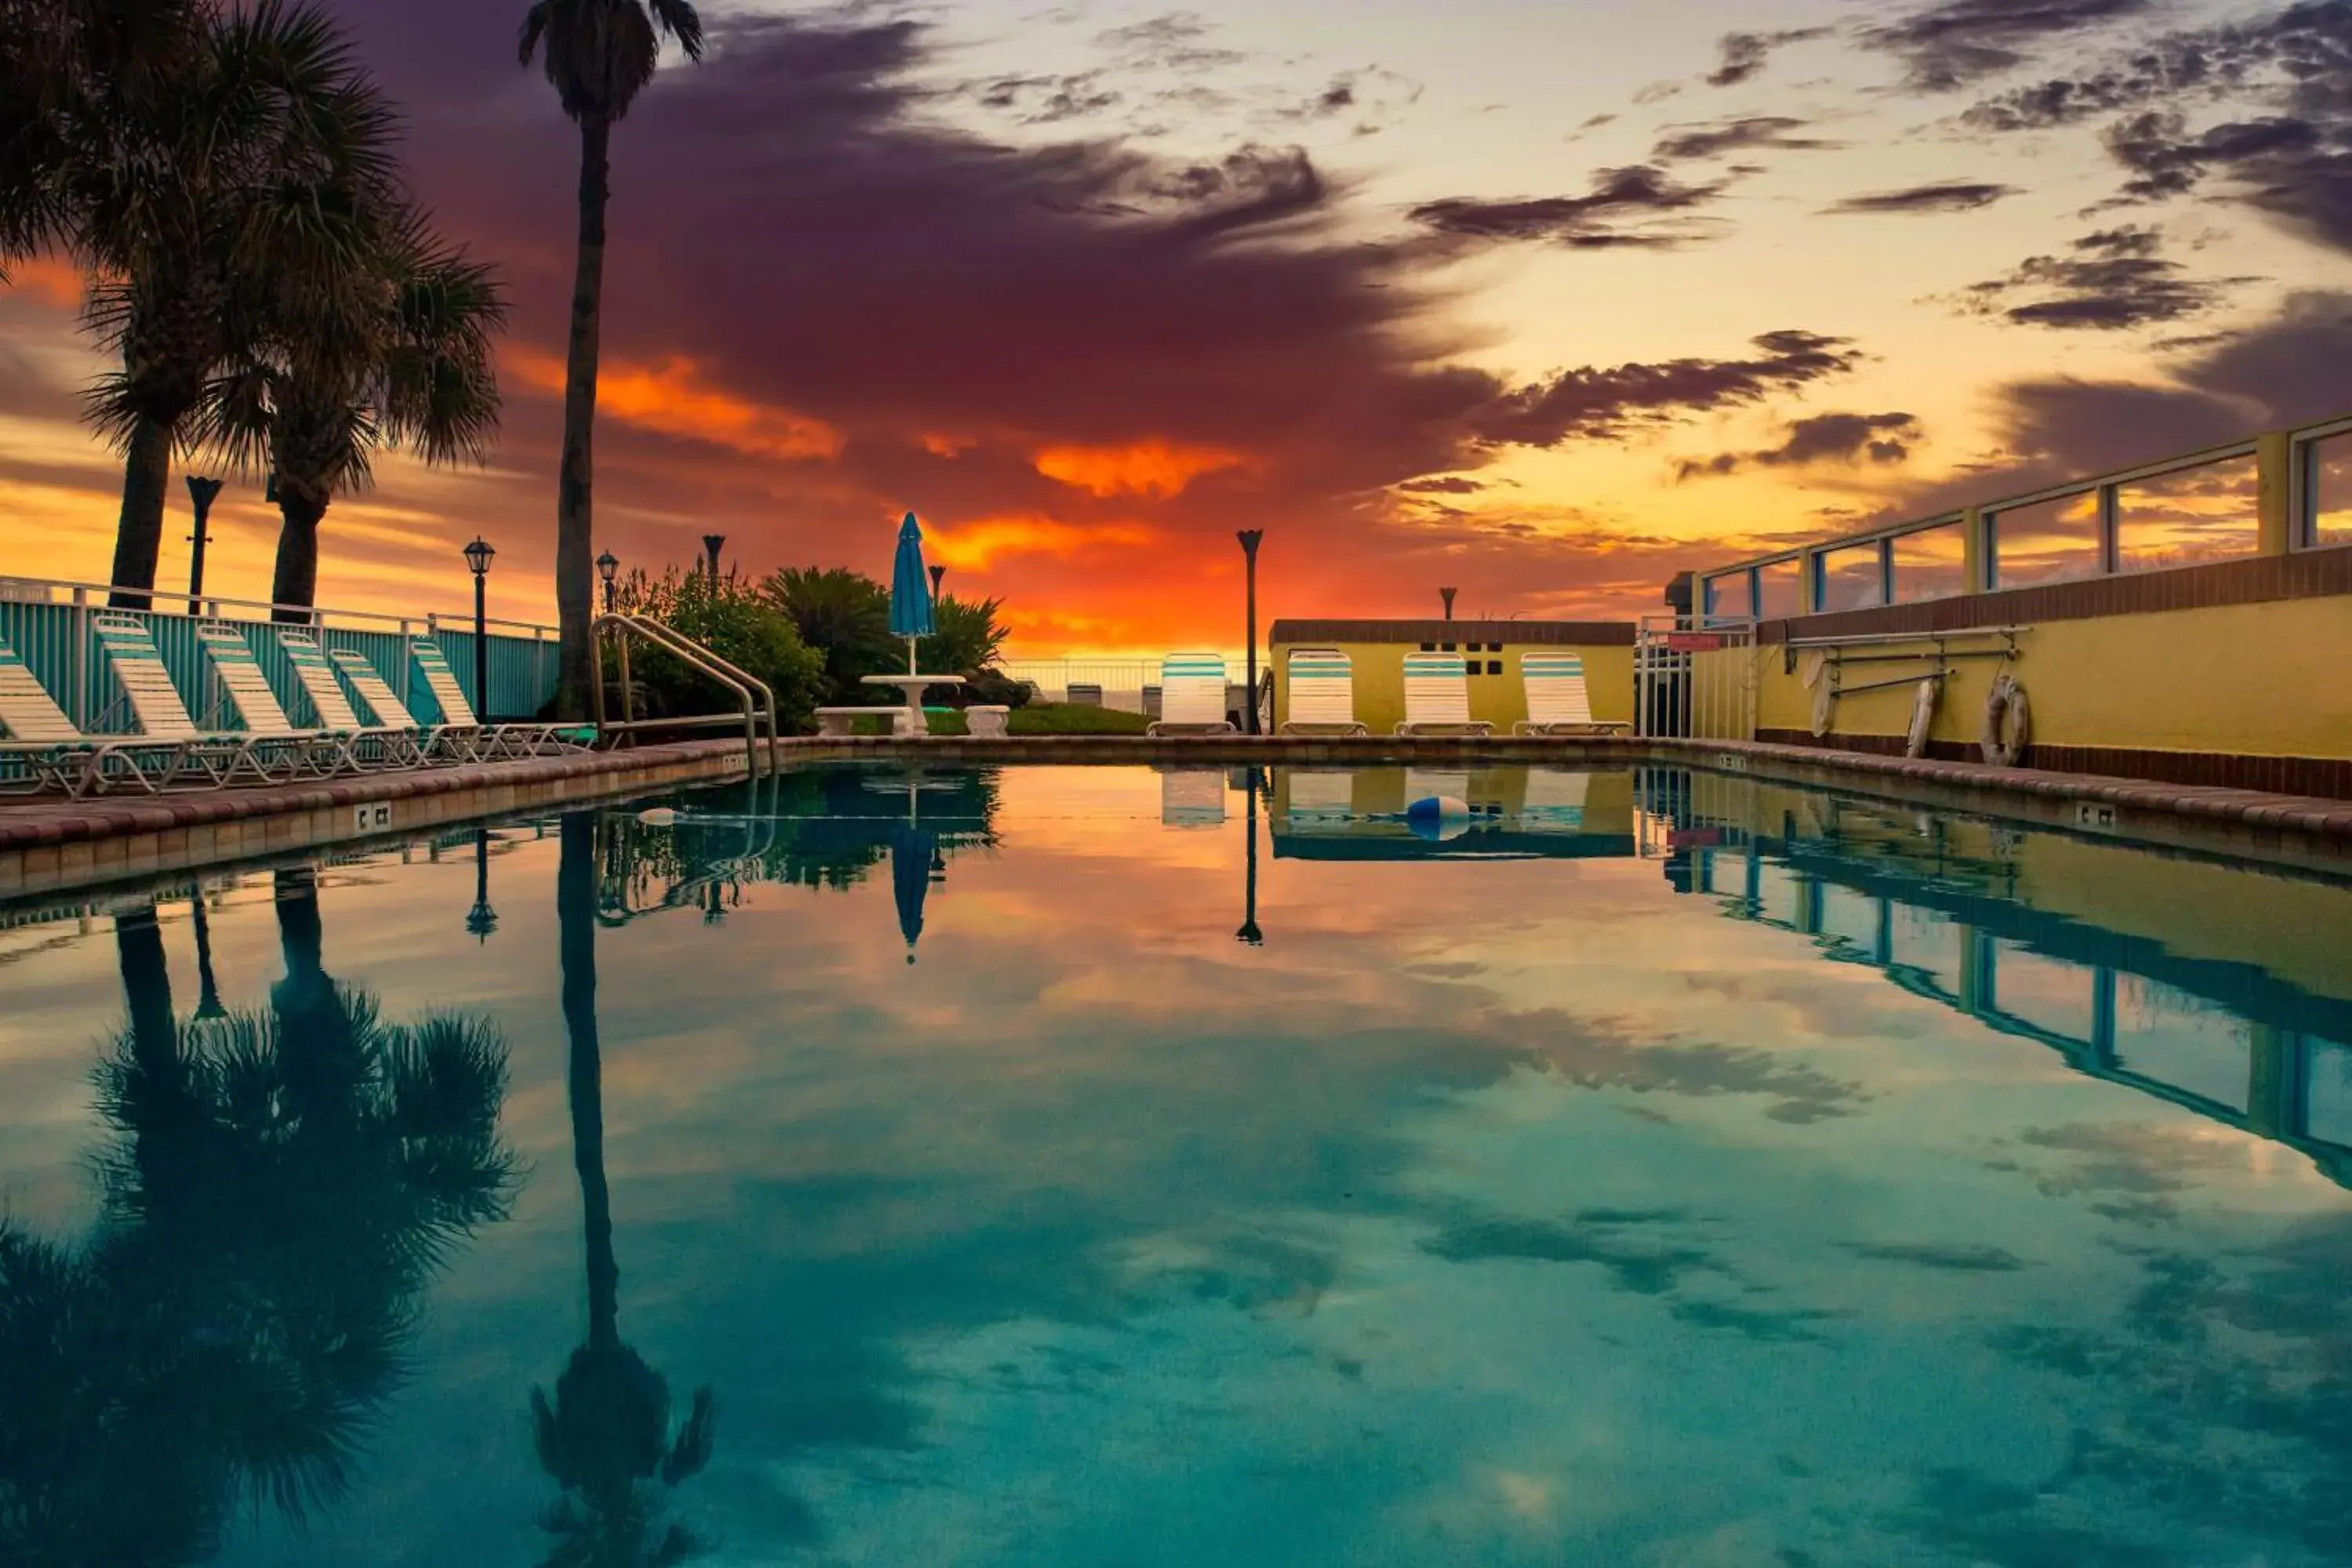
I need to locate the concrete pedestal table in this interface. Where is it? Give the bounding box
[861,674,966,736]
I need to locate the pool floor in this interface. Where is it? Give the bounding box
[2,763,2350,1566]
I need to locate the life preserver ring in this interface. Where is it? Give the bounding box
[1906,676,1939,759]
[1981,672,2030,766]
[1810,676,1835,739]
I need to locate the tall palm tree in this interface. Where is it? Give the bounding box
[519,0,706,720]
[5,2,405,608]
[532,811,713,1566]
[203,212,508,616]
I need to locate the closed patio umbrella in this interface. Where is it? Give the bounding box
[889,512,935,676]
[892,824,936,962]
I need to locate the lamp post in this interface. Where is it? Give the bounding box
[928,563,946,605]
[1236,529,1264,735]
[1439,586,1457,622]
[184,476,223,604]
[463,536,495,718]
[1236,766,1264,946]
[701,533,726,588]
[466,829,499,942]
[597,550,620,613]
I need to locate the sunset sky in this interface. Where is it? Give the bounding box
[2,0,2347,654]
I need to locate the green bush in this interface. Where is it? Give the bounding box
[1007,702,1150,735]
[612,568,826,731]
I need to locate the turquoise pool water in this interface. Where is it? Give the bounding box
[4,763,2350,1566]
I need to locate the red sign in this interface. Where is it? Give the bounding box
[1664,633,1727,652]
[1668,828,1724,850]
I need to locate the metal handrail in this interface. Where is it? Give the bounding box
[590,613,779,775]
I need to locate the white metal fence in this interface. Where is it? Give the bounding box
[1633,615,1758,741]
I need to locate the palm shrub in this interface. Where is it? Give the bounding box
[615,568,825,731]
[760,566,897,704]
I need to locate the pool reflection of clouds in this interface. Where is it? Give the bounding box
[2,766,2350,1566]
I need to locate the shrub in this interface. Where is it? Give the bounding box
[760,566,895,704]
[613,568,826,731]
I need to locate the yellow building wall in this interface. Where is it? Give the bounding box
[1271,641,1635,734]
[1748,596,2352,759]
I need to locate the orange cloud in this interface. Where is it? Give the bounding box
[929,514,1157,572]
[8,256,83,308]
[922,432,981,458]
[508,349,843,461]
[1033,439,1245,499]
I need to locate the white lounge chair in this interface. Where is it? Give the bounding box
[193,622,354,778]
[1279,648,1367,736]
[1160,768,1226,827]
[1515,652,1631,736]
[1515,768,1590,832]
[278,631,433,768]
[409,637,589,757]
[91,613,291,785]
[0,633,187,797]
[330,648,474,763]
[1396,652,1493,737]
[1148,653,1238,736]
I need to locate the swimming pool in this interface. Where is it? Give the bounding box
[4,762,2350,1566]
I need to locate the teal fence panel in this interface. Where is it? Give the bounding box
[0,597,559,738]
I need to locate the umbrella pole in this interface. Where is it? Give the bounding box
[907,636,916,676]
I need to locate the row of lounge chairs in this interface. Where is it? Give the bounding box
[2,614,588,799]
[1145,648,1632,738]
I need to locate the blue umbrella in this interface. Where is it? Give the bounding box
[888,511,935,675]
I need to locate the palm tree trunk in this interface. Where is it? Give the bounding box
[107,415,173,609]
[554,115,612,723]
[270,491,330,622]
[558,811,620,1355]
[115,902,177,1069]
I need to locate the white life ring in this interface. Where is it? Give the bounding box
[1810,676,1835,739]
[1906,676,1940,759]
[1981,672,2031,766]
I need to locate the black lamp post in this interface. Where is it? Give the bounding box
[466,828,499,942]
[1236,529,1264,735]
[184,476,223,603]
[1439,586,1458,622]
[702,533,726,588]
[1236,766,1264,946]
[597,550,620,613]
[463,536,495,717]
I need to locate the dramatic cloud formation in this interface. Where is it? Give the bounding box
[1862,0,2157,93]
[1409,166,1736,249]
[1955,226,2260,330]
[1675,412,1923,481]
[1652,116,1839,161]
[1958,2,2352,255]
[1823,180,2018,215]
[1468,332,1866,448]
[1705,27,1835,89]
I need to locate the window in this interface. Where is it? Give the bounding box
[2117,456,2259,572]
[2310,431,2352,547]
[1817,543,1886,612]
[1486,660,1504,675]
[1442,641,1457,652]
[1991,491,2103,588]
[1889,522,1968,602]
[1706,572,1755,622]
[1419,641,1436,652]
[1758,558,1805,619]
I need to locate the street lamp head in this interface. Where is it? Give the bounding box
[463,536,495,577]
[1236,528,1265,558]
[596,550,619,586]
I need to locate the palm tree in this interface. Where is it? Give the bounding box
[3,2,405,608]
[532,811,713,1566]
[202,212,507,616]
[519,0,706,720]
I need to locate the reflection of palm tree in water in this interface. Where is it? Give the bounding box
[0,889,517,1566]
[533,813,714,1566]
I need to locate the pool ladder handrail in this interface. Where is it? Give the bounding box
[591,612,782,775]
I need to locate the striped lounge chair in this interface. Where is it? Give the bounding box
[1279,648,1367,736]
[1396,652,1493,737]
[0,632,187,797]
[1515,652,1631,736]
[1148,653,1238,737]
[91,613,293,786]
